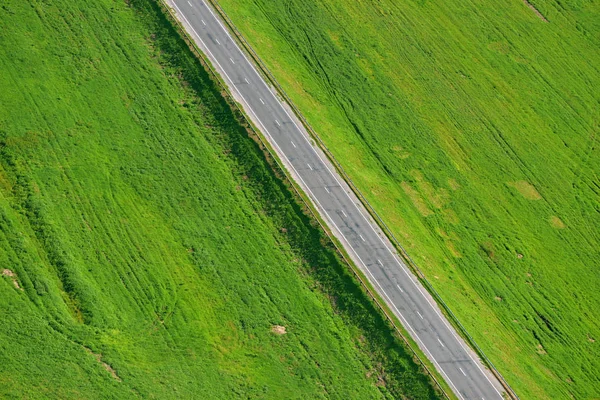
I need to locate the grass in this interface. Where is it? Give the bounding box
[213,0,600,398]
[0,0,441,398]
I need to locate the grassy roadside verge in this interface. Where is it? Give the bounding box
[199,0,512,396]
[157,0,453,396]
[0,0,442,397]
[184,0,473,396]
[211,0,600,398]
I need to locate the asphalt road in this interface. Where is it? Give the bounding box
[166,0,507,398]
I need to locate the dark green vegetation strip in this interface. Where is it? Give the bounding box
[0,0,442,398]
[215,0,600,399]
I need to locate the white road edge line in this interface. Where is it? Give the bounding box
[176,3,489,398]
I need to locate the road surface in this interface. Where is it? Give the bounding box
[165,0,507,398]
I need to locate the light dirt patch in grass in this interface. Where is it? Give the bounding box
[2,269,22,290]
[84,347,121,381]
[549,216,566,229]
[401,182,433,217]
[271,325,287,335]
[509,180,542,200]
[522,0,548,22]
[536,344,547,355]
[2,269,15,277]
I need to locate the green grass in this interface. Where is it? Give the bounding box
[0,0,441,398]
[214,0,600,398]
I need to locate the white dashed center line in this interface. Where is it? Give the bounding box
[438,338,445,348]
[460,367,467,377]
[377,259,383,266]
[396,284,404,293]
[307,164,313,171]
[291,141,296,148]
[324,186,330,193]
[275,119,281,126]
[359,234,365,242]
[341,210,348,218]
[244,77,249,84]
[201,19,206,25]
[187,1,192,6]
[259,98,265,105]
[417,311,424,319]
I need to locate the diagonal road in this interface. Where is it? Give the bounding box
[165,0,507,398]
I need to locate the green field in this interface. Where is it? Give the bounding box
[0,0,441,398]
[215,0,600,398]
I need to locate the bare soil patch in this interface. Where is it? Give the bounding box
[522,0,548,22]
[84,347,121,381]
[536,343,547,355]
[271,325,287,335]
[2,269,15,277]
[2,268,22,290]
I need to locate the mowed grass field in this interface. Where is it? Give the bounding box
[0,0,441,398]
[216,0,600,398]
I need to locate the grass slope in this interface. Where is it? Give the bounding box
[0,0,440,398]
[215,0,600,398]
